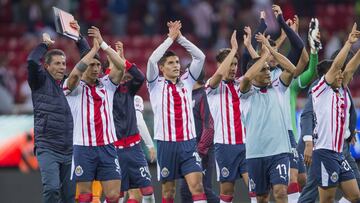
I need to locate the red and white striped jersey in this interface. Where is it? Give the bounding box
[312,76,350,153]
[205,79,246,145]
[63,75,118,146]
[147,71,196,142]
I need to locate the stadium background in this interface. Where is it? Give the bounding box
[0,0,360,202]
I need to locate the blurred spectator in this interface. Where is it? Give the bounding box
[324,32,342,59]
[188,0,215,48]
[108,0,129,36]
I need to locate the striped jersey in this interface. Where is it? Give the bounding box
[206,79,246,144]
[147,70,196,142]
[312,76,350,153]
[63,75,118,146]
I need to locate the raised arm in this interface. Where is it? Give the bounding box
[146,22,180,82]
[27,33,53,88]
[88,26,125,84]
[70,20,91,57]
[175,24,205,80]
[115,41,145,94]
[243,26,259,59]
[207,30,237,88]
[240,46,270,93]
[325,23,359,85]
[66,38,100,91]
[241,11,267,74]
[256,33,296,85]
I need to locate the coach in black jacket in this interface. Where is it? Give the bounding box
[27,29,88,202]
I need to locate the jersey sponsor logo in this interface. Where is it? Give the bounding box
[161,167,169,178]
[75,165,83,176]
[221,167,229,178]
[331,172,338,183]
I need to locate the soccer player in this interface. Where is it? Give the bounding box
[27,32,75,203]
[205,30,248,203]
[308,23,360,203]
[241,33,297,203]
[146,20,207,203]
[63,26,125,203]
[109,41,155,203]
[180,68,219,203]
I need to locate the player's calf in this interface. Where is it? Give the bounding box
[273,184,288,203]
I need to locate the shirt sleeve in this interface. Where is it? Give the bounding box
[146,37,174,86]
[205,78,220,95]
[272,77,288,94]
[177,36,205,82]
[134,95,144,112]
[136,110,154,149]
[63,78,82,96]
[101,74,119,94]
[311,76,330,99]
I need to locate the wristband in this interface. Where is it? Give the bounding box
[100,41,109,50]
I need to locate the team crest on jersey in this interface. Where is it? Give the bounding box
[249,178,256,190]
[221,167,229,178]
[75,165,83,176]
[331,172,338,183]
[161,167,169,178]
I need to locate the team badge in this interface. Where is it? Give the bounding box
[161,167,169,178]
[75,165,83,176]
[331,172,338,183]
[249,178,256,190]
[221,167,229,178]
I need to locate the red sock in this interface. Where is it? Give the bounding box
[127,199,139,203]
[249,192,256,198]
[140,186,154,196]
[220,194,233,202]
[78,193,92,203]
[162,197,174,203]
[192,193,207,201]
[287,182,300,194]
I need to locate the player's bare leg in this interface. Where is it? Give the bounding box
[184,172,207,202]
[77,181,94,203]
[273,184,288,203]
[256,193,270,203]
[128,189,142,202]
[318,186,336,203]
[162,180,176,202]
[242,172,249,188]
[219,182,234,202]
[101,180,121,203]
[339,179,360,202]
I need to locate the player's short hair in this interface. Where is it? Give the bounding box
[317,60,333,77]
[159,50,177,66]
[44,49,65,64]
[216,48,239,63]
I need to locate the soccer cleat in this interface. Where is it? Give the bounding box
[308,18,322,53]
